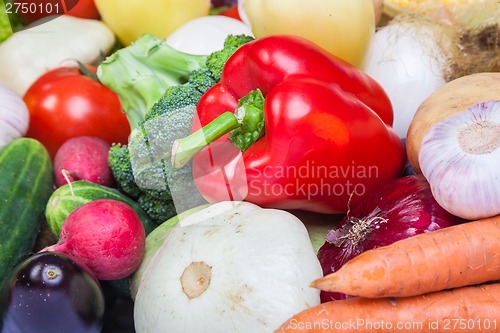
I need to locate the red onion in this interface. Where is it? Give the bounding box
[317,174,465,302]
[211,0,237,7]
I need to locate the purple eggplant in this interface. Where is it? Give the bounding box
[0,251,105,333]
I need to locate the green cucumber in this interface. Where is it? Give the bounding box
[45,180,157,237]
[0,138,54,281]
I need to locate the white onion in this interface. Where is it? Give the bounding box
[0,83,29,149]
[363,22,447,138]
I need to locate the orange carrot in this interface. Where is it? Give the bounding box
[311,216,500,298]
[276,282,500,333]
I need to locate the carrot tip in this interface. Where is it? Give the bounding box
[311,273,341,292]
[310,277,326,290]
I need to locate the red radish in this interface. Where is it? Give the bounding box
[54,136,115,188]
[46,199,146,280]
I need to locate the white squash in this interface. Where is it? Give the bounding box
[134,201,322,333]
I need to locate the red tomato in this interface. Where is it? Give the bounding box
[15,0,100,24]
[219,6,241,20]
[65,0,100,19]
[24,66,130,159]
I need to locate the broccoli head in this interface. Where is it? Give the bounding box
[188,68,218,95]
[144,83,203,122]
[107,34,254,223]
[128,103,207,215]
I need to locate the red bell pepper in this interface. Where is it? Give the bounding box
[173,35,406,214]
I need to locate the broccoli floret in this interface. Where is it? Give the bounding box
[108,144,142,198]
[143,68,218,123]
[144,84,203,122]
[97,33,208,130]
[188,68,218,94]
[137,190,177,223]
[206,34,255,81]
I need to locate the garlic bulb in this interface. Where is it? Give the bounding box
[419,100,500,220]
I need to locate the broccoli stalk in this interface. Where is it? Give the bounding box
[97,33,209,130]
[107,34,255,223]
[98,33,255,130]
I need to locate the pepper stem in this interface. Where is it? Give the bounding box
[172,112,240,168]
[172,89,265,169]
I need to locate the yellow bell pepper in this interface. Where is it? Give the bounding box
[242,0,375,68]
[95,0,211,45]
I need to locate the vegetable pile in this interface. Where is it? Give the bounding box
[101,33,255,223]
[173,34,406,214]
[0,1,499,332]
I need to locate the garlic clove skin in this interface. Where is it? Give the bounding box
[419,100,500,220]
